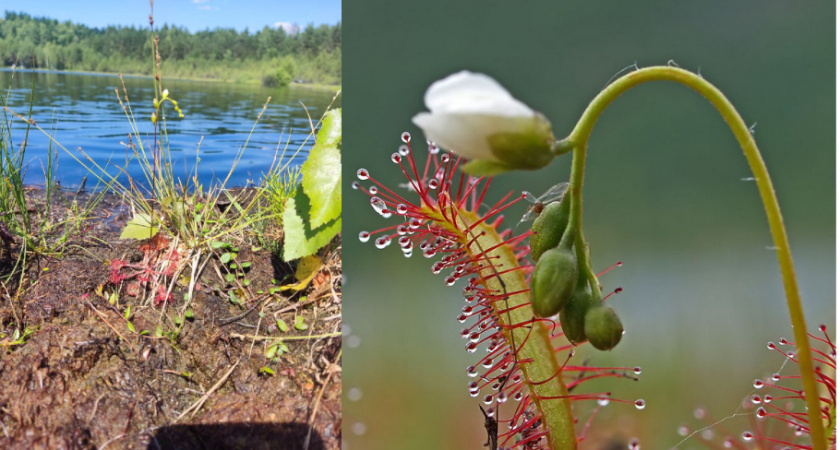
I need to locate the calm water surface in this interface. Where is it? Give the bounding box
[0,69,340,188]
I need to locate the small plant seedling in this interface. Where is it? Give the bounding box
[294,316,308,331]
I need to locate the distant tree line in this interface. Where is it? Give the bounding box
[0,11,341,85]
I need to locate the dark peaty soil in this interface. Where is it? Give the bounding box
[0,190,341,449]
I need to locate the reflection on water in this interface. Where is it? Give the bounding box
[0,69,340,188]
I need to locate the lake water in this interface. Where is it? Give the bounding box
[0,69,340,189]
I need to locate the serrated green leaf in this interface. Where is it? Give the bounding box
[120,213,159,240]
[282,189,341,261]
[301,109,341,228]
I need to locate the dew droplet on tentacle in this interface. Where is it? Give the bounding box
[597,396,610,407]
[755,407,767,419]
[483,394,494,405]
[428,178,439,190]
[465,342,478,353]
[750,395,762,404]
[428,142,439,154]
[398,144,410,156]
[742,431,754,441]
[374,236,392,249]
[633,366,642,375]
[356,168,370,180]
[358,231,371,243]
[628,438,640,450]
[368,186,378,195]
[396,203,409,215]
[634,399,646,410]
[351,181,360,190]
[401,131,411,143]
[753,379,764,389]
[390,152,401,164]
[466,365,478,377]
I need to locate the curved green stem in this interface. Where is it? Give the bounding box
[562,66,826,448]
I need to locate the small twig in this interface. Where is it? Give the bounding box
[85,300,136,351]
[216,294,268,325]
[174,358,240,422]
[98,400,135,450]
[304,348,341,450]
[229,331,340,341]
[88,392,107,424]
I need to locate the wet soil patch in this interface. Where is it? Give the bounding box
[0,189,341,449]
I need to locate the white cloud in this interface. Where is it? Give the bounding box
[274,21,300,35]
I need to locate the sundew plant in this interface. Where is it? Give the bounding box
[354,67,835,449]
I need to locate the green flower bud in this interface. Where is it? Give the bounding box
[529,195,571,262]
[559,286,597,344]
[584,305,624,351]
[530,247,578,317]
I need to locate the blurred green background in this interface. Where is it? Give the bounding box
[343,1,834,448]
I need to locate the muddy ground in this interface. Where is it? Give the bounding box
[0,190,341,449]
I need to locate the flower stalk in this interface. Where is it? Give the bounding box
[559,65,826,448]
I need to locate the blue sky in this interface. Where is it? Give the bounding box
[6,0,341,33]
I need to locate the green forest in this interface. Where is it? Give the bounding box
[0,11,341,86]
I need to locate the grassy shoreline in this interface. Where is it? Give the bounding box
[0,66,340,91]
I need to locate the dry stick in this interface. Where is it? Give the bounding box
[174,358,240,422]
[85,300,136,351]
[97,400,136,450]
[229,331,340,341]
[303,348,342,450]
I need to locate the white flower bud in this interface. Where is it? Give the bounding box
[412,71,555,174]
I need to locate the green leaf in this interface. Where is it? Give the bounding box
[266,343,279,359]
[220,252,232,264]
[301,109,341,228]
[124,305,131,319]
[210,241,228,249]
[120,213,159,240]
[225,273,235,283]
[259,366,275,376]
[294,315,308,331]
[127,321,135,333]
[276,319,288,333]
[282,189,341,261]
[185,309,194,319]
[155,326,163,338]
[240,261,252,269]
